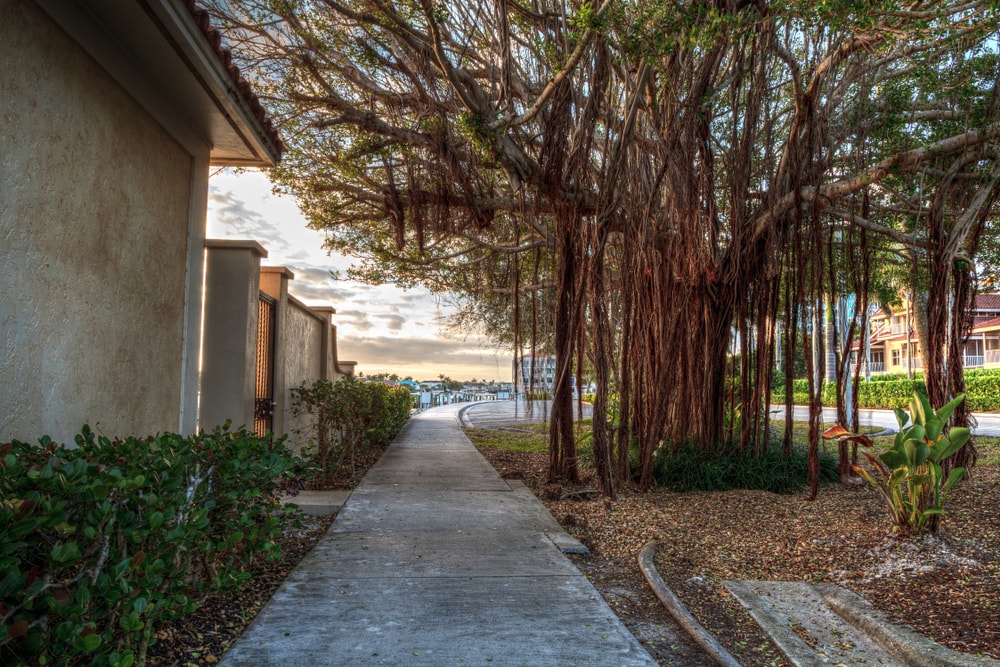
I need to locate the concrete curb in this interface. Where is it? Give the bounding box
[456,402,477,427]
[278,489,351,516]
[817,583,1000,667]
[638,541,742,667]
[506,480,590,555]
[723,581,830,667]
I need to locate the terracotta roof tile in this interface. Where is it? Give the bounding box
[975,293,1000,310]
[973,315,1000,331]
[185,1,284,156]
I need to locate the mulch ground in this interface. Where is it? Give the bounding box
[150,438,999,666]
[481,447,1000,666]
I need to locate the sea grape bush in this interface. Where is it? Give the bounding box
[292,377,411,478]
[0,426,304,667]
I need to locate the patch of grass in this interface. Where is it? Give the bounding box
[466,420,592,454]
[974,436,1000,465]
[464,427,548,453]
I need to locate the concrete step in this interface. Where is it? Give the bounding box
[725,580,1000,667]
[279,489,352,516]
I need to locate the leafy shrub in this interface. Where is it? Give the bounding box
[964,373,1000,411]
[652,442,839,493]
[292,377,411,479]
[0,426,303,667]
[772,368,1000,411]
[854,393,969,535]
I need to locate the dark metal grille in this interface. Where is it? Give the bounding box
[254,293,277,436]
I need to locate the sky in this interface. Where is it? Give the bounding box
[205,169,514,382]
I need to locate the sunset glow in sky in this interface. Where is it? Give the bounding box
[205,170,513,382]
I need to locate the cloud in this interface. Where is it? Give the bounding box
[375,313,406,332]
[336,336,513,381]
[207,188,295,256]
[333,309,374,332]
[206,171,494,378]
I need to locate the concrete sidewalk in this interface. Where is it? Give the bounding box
[221,404,657,667]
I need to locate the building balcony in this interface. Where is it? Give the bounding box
[964,355,985,369]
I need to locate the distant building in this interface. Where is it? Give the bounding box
[513,355,555,392]
[859,293,1000,374]
[513,356,581,395]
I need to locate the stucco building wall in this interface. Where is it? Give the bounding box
[279,298,325,451]
[1,0,192,442]
[200,242,268,431]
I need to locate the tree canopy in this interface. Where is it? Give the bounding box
[206,0,1000,495]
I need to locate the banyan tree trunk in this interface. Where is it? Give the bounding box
[547,213,580,485]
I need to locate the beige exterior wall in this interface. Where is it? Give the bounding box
[1,0,193,443]
[279,297,325,451]
[200,242,268,431]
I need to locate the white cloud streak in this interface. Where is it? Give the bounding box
[206,170,512,380]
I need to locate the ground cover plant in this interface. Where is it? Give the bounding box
[467,422,1000,666]
[0,427,308,667]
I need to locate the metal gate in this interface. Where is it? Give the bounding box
[254,293,276,436]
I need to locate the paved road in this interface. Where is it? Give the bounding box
[773,406,1000,436]
[221,403,656,667]
[462,400,1000,436]
[459,399,593,429]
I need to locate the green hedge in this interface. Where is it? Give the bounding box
[773,368,1000,411]
[1,426,306,667]
[292,377,412,476]
[965,373,1000,411]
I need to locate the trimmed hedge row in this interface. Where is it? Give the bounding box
[292,377,412,476]
[1,426,307,667]
[774,368,1000,411]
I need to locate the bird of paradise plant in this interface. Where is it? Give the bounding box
[845,392,970,535]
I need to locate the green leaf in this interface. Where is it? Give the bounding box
[909,396,924,425]
[902,439,926,467]
[881,449,906,469]
[943,467,966,492]
[905,424,925,446]
[894,407,910,429]
[49,542,80,566]
[119,612,143,632]
[924,417,943,442]
[935,393,965,423]
[932,428,971,462]
[915,392,931,424]
[78,632,101,652]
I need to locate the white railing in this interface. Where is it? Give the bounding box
[890,323,906,334]
[987,350,1000,365]
[964,355,985,368]
[863,362,885,374]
